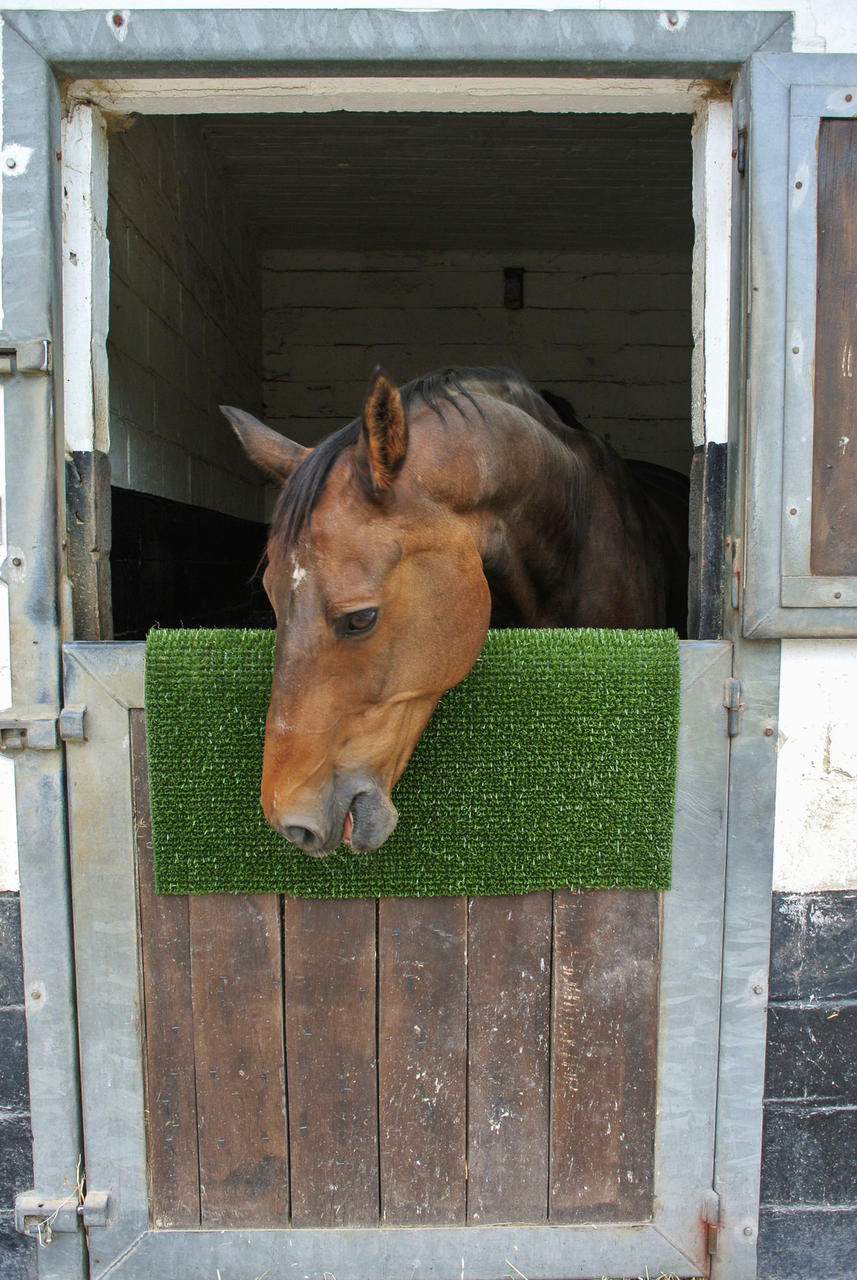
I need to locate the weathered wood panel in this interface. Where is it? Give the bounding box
[550,890,660,1223]
[135,716,662,1234]
[188,893,288,1226]
[133,712,200,1229]
[811,118,857,576]
[378,897,467,1224]
[467,892,552,1224]
[283,897,379,1226]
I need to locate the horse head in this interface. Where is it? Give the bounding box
[223,370,492,855]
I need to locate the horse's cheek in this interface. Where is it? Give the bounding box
[426,560,491,690]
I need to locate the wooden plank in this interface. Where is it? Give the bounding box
[811,118,857,576]
[188,893,288,1226]
[283,897,378,1226]
[131,711,200,1228]
[467,892,552,1224]
[550,889,660,1223]
[378,897,468,1225]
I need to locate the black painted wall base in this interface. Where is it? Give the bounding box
[758,891,857,1280]
[0,893,36,1280]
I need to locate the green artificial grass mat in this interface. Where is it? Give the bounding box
[145,627,679,898]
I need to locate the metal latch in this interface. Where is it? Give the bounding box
[0,707,87,752]
[723,678,743,738]
[14,1190,110,1239]
[0,337,51,376]
[0,715,58,752]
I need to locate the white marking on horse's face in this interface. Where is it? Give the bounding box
[291,560,308,590]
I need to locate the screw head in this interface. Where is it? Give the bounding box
[5,156,16,170]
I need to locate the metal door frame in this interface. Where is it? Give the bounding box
[0,9,791,1278]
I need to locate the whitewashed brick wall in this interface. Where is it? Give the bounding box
[107,117,266,521]
[262,250,692,473]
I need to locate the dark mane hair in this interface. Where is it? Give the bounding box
[268,366,569,555]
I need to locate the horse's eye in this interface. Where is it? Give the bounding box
[338,608,379,637]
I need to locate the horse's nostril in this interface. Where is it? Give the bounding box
[283,824,323,852]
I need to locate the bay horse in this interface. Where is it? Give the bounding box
[222,367,688,856]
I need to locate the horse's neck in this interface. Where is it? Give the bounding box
[463,411,653,629]
[463,413,598,627]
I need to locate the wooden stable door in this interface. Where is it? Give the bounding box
[133,716,660,1232]
[63,640,730,1279]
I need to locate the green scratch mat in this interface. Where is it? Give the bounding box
[145,627,679,897]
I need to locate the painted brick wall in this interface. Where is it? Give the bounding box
[107,117,266,522]
[759,892,857,1280]
[262,250,693,475]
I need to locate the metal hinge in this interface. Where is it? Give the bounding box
[702,1188,721,1255]
[14,1190,110,1240]
[0,337,51,377]
[723,678,743,738]
[0,706,87,752]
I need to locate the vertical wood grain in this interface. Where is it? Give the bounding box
[811,118,857,576]
[550,889,660,1223]
[132,711,200,1228]
[378,897,468,1224]
[467,892,552,1224]
[189,893,288,1226]
[283,897,379,1226]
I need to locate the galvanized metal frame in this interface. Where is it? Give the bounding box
[3,8,793,79]
[0,20,86,1280]
[743,53,857,636]
[62,639,731,1279]
[0,10,799,1280]
[711,62,782,1278]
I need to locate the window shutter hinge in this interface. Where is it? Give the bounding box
[0,337,51,377]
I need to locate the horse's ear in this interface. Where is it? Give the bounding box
[356,368,408,492]
[220,406,309,483]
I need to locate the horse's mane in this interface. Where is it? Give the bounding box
[268,366,580,555]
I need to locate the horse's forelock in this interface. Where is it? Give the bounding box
[268,417,362,556]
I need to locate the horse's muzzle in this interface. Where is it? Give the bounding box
[347,783,398,853]
[272,776,398,857]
